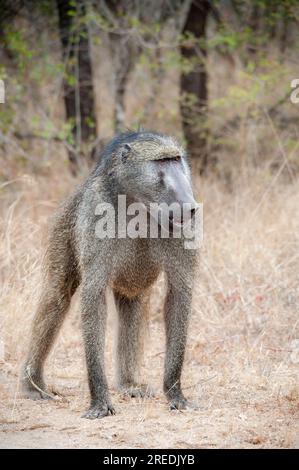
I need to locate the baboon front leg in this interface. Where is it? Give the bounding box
[114,292,151,398]
[163,284,193,410]
[22,285,74,399]
[81,275,115,419]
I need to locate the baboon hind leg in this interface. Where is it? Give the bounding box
[114,291,152,398]
[22,276,78,400]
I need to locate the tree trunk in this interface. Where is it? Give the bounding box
[247,3,260,57]
[104,1,135,134]
[56,0,97,174]
[280,15,289,56]
[180,0,210,174]
[109,34,134,133]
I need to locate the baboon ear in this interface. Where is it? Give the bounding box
[121,143,131,162]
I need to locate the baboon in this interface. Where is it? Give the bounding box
[22,131,200,419]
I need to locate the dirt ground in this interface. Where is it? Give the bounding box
[1,288,298,449]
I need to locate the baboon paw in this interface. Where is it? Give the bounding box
[121,384,155,399]
[169,397,198,411]
[82,403,116,419]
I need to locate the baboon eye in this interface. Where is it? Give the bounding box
[156,156,181,163]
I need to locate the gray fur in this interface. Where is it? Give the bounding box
[22,131,199,418]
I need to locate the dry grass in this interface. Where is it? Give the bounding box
[0,154,298,448]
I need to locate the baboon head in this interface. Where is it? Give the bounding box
[105,131,199,228]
